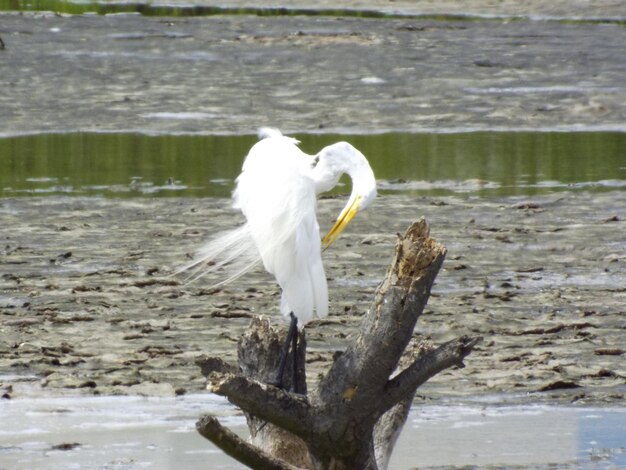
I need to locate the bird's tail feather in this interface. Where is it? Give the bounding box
[175,224,261,286]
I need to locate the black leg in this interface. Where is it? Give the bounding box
[291,313,299,393]
[274,312,298,390]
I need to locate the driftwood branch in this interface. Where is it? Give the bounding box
[196,218,480,469]
[381,335,480,412]
[195,356,238,376]
[319,219,446,408]
[196,415,305,470]
[373,337,436,468]
[373,398,413,470]
[206,371,314,440]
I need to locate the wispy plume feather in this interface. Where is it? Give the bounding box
[175,224,261,286]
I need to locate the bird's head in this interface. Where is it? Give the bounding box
[315,142,377,249]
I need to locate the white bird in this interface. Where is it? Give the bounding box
[179,128,376,388]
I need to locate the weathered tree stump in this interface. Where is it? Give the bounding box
[196,219,480,469]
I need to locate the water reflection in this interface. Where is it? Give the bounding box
[0,131,624,198]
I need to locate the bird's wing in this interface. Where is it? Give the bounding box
[234,136,328,323]
[275,208,328,323]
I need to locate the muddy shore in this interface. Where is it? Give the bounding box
[1,2,625,407]
[1,191,624,404]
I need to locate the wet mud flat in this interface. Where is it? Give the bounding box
[1,191,624,404]
[1,10,626,136]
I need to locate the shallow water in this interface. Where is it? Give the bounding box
[1,393,624,469]
[0,393,244,469]
[1,0,625,24]
[0,131,624,198]
[0,0,393,18]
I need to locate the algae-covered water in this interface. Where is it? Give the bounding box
[1,131,624,198]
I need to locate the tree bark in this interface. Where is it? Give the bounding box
[196,218,480,469]
[196,414,305,470]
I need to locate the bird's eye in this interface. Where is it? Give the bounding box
[312,155,320,167]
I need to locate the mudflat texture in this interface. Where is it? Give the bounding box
[1,9,625,135]
[1,2,625,405]
[1,192,624,403]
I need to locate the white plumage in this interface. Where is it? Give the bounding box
[179,128,376,326]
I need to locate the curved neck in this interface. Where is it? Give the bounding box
[309,142,377,211]
[310,164,342,195]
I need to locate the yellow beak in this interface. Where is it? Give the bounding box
[322,195,362,250]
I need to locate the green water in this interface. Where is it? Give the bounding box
[2,0,625,26]
[0,132,624,198]
[0,0,401,18]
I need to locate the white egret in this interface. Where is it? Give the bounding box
[180,128,376,389]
